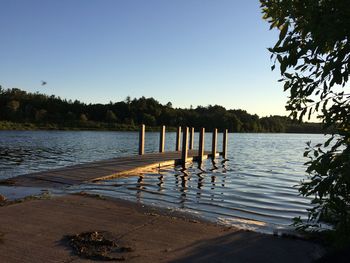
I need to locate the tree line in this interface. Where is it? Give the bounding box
[0,87,322,132]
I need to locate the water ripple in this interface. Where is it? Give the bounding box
[0,131,326,234]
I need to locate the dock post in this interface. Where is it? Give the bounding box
[139,124,145,155]
[176,126,181,151]
[159,125,165,153]
[211,128,217,159]
[223,129,228,159]
[189,127,194,150]
[198,127,205,162]
[181,127,189,167]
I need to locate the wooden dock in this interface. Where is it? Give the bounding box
[2,126,227,188]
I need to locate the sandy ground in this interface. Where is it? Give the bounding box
[0,194,324,263]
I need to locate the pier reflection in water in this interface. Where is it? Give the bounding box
[66,156,310,234]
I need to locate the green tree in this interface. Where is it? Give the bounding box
[230,113,242,132]
[7,100,20,112]
[35,109,47,122]
[66,111,76,121]
[79,113,88,122]
[0,86,323,133]
[6,100,20,120]
[261,0,350,245]
[142,113,156,126]
[105,110,118,123]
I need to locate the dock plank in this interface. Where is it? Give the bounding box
[2,150,221,188]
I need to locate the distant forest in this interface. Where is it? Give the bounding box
[0,87,322,133]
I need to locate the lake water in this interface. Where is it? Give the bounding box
[0,130,325,234]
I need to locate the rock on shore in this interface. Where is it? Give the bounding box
[0,194,6,202]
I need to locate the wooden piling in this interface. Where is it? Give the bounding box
[139,124,145,155]
[211,128,217,159]
[189,127,194,150]
[159,125,165,153]
[181,127,189,167]
[223,129,228,159]
[176,126,181,151]
[198,127,205,162]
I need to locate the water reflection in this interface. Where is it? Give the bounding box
[74,155,314,234]
[210,159,219,172]
[1,131,322,233]
[177,168,187,208]
[157,175,164,190]
[0,130,178,178]
[221,159,228,173]
[136,175,144,201]
[197,172,204,188]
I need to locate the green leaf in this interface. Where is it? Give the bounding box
[308,107,312,120]
[279,23,288,41]
[324,137,333,147]
[285,72,293,78]
[277,54,282,63]
[304,150,311,157]
[283,82,290,91]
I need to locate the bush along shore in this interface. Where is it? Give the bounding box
[0,120,322,133]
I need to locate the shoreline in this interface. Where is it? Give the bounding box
[0,193,324,262]
[0,121,325,134]
[0,185,311,238]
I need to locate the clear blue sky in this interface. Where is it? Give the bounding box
[0,0,286,117]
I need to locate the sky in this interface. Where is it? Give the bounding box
[0,0,287,117]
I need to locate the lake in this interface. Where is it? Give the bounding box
[0,130,325,234]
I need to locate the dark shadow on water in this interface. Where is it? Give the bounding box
[197,174,204,190]
[157,174,164,191]
[197,161,206,172]
[195,165,205,200]
[169,230,323,263]
[221,159,228,173]
[210,159,218,172]
[220,160,227,188]
[179,170,189,208]
[91,158,233,217]
[136,175,144,202]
